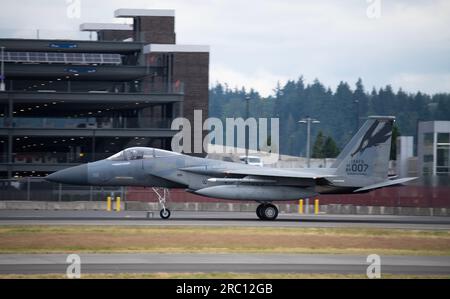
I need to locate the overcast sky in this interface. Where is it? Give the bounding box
[1,0,449,96]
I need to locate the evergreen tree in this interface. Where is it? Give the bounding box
[208,77,447,157]
[353,78,369,130]
[323,136,340,158]
[312,131,325,158]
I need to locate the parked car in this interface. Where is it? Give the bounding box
[239,155,263,167]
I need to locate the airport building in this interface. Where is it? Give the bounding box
[0,9,210,179]
[418,121,450,176]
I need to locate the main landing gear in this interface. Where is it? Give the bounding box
[152,187,171,219]
[256,203,279,221]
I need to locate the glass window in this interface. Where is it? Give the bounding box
[107,148,158,161]
[154,148,179,158]
[107,151,124,161]
[0,136,7,163]
[124,148,144,160]
[424,133,434,146]
[423,154,433,163]
[437,133,450,144]
[437,146,449,167]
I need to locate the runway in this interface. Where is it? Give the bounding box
[0,210,449,230]
[0,253,449,275]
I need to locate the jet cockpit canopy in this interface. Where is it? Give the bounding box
[107,147,180,161]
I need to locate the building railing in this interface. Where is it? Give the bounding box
[1,117,174,129]
[1,81,184,95]
[9,152,91,164]
[1,51,122,65]
[0,28,96,41]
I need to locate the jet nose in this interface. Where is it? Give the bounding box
[45,164,89,185]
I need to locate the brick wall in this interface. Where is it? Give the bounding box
[136,16,176,44]
[172,52,210,156]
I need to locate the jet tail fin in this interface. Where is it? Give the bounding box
[332,116,395,183]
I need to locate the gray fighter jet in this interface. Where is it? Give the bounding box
[46,116,417,220]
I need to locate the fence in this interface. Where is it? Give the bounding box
[0,178,124,202]
[1,176,449,209]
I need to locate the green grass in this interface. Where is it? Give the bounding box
[1,225,449,256]
[1,225,449,238]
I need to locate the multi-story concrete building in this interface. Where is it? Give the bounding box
[396,136,416,178]
[0,8,209,179]
[418,121,450,176]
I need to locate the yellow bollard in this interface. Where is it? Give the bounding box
[106,196,111,212]
[298,199,304,214]
[115,196,121,212]
[314,199,319,215]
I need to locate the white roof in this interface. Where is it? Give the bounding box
[80,23,132,31]
[115,9,175,18]
[144,44,210,53]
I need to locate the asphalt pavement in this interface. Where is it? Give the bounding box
[0,253,449,275]
[0,210,449,230]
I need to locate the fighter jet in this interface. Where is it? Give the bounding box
[46,116,417,220]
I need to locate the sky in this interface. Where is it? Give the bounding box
[0,0,449,96]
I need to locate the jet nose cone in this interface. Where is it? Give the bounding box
[45,164,89,185]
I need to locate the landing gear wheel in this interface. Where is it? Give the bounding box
[256,204,265,220]
[152,188,171,220]
[160,209,171,219]
[256,203,279,221]
[262,204,278,221]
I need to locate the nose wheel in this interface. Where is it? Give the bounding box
[256,203,278,221]
[160,208,171,219]
[152,187,171,220]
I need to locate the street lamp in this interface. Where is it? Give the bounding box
[244,96,251,164]
[0,46,5,91]
[354,99,360,134]
[299,116,320,168]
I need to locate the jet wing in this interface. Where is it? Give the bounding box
[180,166,335,180]
[353,177,418,192]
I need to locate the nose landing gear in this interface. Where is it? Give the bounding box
[256,203,279,221]
[160,208,171,219]
[152,187,171,220]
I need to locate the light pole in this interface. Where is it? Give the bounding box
[244,96,251,164]
[0,46,5,92]
[354,99,359,134]
[299,116,320,168]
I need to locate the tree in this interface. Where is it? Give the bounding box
[323,136,340,158]
[208,77,445,157]
[312,131,325,158]
[353,78,369,130]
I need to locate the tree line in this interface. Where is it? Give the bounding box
[209,77,450,158]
